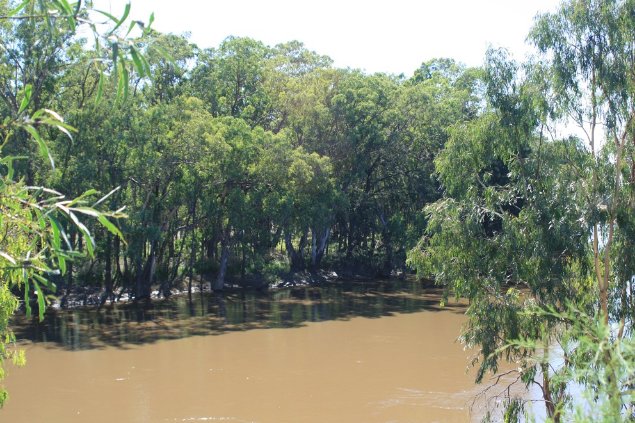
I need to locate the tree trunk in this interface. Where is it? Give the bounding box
[311,230,317,269]
[541,361,561,423]
[135,255,144,300]
[310,226,330,271]
[103,233,113,304]
[62,230,76,308]
[206,237,218,260]
[382,233,393,276]
[241,231,246,280]
[147,243,157,292]
[135,241,156,300]
[114,235,123,285]
[285,229,307,272]
[214,239,229,291]
[346,221,354,261]
[379,212,392,276]
[187,199,197,299]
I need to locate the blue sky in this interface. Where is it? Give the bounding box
[95,0,561,75]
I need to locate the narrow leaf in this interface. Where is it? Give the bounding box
[130,46,144,77]
[49,216,72,250]
[25,186,63,196]
[65,188,98,207]
[58,255,66,275]
[138,51,152,77]
[18,84,32,114]
[108,2,130,35]
[122,64,129,98]
[67,211,95,256]
[54,125,73,141]
[0,251,17,265]
[8,0,30,17]
[49,216,61,250]
[54,0,75,29]
[33,272,55,292]
[125,19,136,37]
[116,62,129,100]
[41,108,64,122]
[98,214,124,241]
[92,186,120,207]
[94,9,119,23]
[3,156,15,180]
[31,278,46,321]
[70,206,101,217]
[24,125,54,169]
[57,0,73,15]
[23,274,31,317]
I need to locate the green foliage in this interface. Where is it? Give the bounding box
[11,0,635,420]
[260,255,290,283]
[501,305,635,422]
[0,0,153,407]
[408,1,635,420]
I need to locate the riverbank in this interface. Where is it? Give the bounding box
[48,269,352,310]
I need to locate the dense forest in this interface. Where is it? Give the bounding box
[1,0,635,420]
[2,10,483,300]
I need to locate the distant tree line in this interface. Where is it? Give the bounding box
[1,19,481,298]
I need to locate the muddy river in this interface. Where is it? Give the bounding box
[1,280,525,422]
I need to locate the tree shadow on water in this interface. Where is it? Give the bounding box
[11,279,466,351]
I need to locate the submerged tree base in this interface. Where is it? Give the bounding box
[44,269,344,310]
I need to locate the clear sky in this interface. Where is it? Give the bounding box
[95,0,561,75]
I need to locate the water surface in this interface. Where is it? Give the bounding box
[2,280,502,422]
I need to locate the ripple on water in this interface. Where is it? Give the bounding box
[377,387,471,411]
[173,417,252,422]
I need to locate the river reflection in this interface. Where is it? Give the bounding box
[13,280,464,350]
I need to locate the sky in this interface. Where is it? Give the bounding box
[94,0,562,75]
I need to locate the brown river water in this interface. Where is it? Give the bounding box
[1,280,529,422]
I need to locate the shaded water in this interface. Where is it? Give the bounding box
[2,280,506,422]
